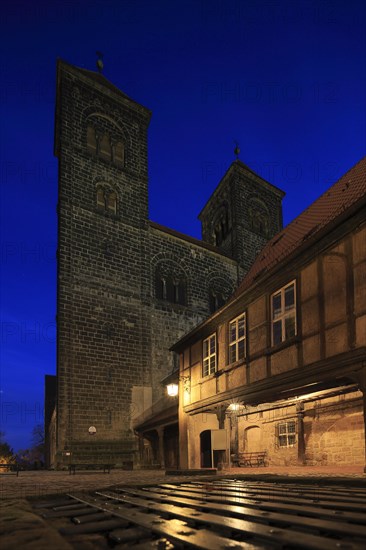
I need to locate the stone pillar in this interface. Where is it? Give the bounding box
[215,405,226,429]
[215,405,227,467]
[230,415,239,457]
[157,427,165,469]
[350,365,366,473]
[296,403,306,465]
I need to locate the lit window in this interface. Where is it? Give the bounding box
[277,421,296,447]
[203,334,216,377]
[229,313,246,363]
[271,281,296,346]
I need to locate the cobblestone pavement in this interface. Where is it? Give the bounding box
[1,465,365,499]
[1,467,365,550]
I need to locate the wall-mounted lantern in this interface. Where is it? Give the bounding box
[166,375,191,397]
[167,383,179,397]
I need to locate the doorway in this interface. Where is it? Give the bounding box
[200,430,212,467]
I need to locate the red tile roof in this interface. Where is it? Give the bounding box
[233,155,366,297]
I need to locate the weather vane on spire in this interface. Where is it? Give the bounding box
[234,140,240,159]
[96,51,104,74]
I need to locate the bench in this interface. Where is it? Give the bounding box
[68,463,115,475]
[237,451,267,467]
[0,463,20,476]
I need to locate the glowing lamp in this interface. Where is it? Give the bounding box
[166,383,179,397]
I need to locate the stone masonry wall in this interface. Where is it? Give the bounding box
[56,62,248,466]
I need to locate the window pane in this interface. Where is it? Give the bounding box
[203,359,208,377]
[229,344,236,364]
[273,320,282,345]
[285,284,295,310]
[230,323,236,343]
[272,293,282,319]
[279,435,287,446]
[238,339,245,360]
[238,315,245,338]
[285,316,296,339]
[203,340,208,357]
[288,435,296,445]
[288,421,296,433]
[278,424,286,435]
[209,356,216,374]
[210,336,215,354]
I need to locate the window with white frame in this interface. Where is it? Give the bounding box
[277,420,296,447]
[203,334,216,377]
[229,313,246,363]
[271,281,296,346]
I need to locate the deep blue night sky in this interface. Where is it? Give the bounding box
[1,0,365,452]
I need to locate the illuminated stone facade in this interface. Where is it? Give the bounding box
[172,158,366,470]
[48,60,284,467]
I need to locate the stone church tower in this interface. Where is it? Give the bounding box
[50,59,284,467]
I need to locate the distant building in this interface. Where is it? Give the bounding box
[170,157,366,471]
[45,60,283,468]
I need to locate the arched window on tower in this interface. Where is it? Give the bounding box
[96,187,118,215]
[106,191,117,214]
[99,134,112,161]
[87,126,97,154]
[96,187,106,210]
[248,198,270,238]
[213,205,230,246]
[209,289,226,313]
[113,141,125,167]
[155,268,186,306]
